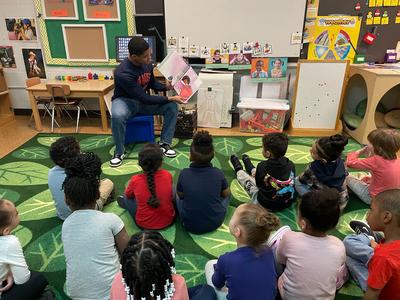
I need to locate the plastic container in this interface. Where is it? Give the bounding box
[125,115,155,144]
[237,98,290,133]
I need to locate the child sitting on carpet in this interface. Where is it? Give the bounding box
[295,134,349,209]
[0,200,49,300]
[48,136,115,220]
[343,189,400,299]
[230,132,296,212]
[111,231,216,300]
[205,203,280,300]
[176,131,230,234]
[118,143,175,230]
[269,188,347,300]
[62,152,129,300]
[346,129,400,205]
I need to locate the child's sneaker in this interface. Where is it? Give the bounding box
[350,220,378,241]
[267,225,291,249]
[230,154,243,173]
[242,154,255,175]
[158,142,177,158]
[109,153,125,167]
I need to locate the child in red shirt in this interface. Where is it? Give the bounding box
[117,143,175,229]
[346,129,400,205]
[343,189,400,299]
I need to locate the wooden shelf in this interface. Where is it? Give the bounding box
[0,67,15,127]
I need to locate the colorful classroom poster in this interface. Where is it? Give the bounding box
[376,0,383,6]
[205,49,229,69]
[306,0,320,18]
[308,16,361,61]
[384,0,391,6]
[4,18,37,41]
[369,0,376,7]
[228,53,251,70]
[22,49,46,79]
[250,57,288,83]
[391,0,398,5]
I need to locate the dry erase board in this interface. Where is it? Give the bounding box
[164,0,307,58]
[292,60,349,129]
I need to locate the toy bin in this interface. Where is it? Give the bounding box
[237,98,290,133]
[125,115,155,144]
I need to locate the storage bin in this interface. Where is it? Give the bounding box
[125,115,155,144]
[237,98,289,133]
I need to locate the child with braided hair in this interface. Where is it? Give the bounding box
[111,231,216,300]
[62,152,129,300]
[118,144,175,230]
[205,203,280,300]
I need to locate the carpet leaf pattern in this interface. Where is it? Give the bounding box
[2,133,367,299]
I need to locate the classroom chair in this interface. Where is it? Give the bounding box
[45,83,88,133]
[26,77,59,127]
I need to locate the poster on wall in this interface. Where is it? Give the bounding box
[83,0,120,21]
[250,57,288,82]
[22,49,47,79]
[228,52,252,70]
[205,49,229,69]
[41,0,79,19]
[0,46,16,68]
[5,18,37,41]
[308,16,361,61]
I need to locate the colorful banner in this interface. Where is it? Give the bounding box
[308,16,361,61]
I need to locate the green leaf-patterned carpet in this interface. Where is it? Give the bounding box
[1,134,369,299]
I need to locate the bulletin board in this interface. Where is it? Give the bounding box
[62,25,108,61]
[41,0,79,20]
[33,0,135,67]
[291,60,349,132]
[82,0,120,21]
[318,0,400,62]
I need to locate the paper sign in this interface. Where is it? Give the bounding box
[383,0,391,5]
[391,0,398,5]
[369,0,376,6]
[373,16,381,24]
[51,9,68,17]
[376,0,383,6]
[94,11,112,18]
[291,32,303,44]
[366,12,374,25]
[167,37,178,49]
[189,45,200,57]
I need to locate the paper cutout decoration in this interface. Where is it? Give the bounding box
[369,0,376,6]
[366,12,374,25]
[381,11,389,24]
[229,42,241,54]
[220,42,229,54]
[383,0,391,5]
[252,42,262,57]
[178,36,189,57]
[373,9,381,24]
[396,10,400,23]
[263,43,272,55]
[355,2,361,11]
[376,0,383,6]
[167,37,178,49]
[200,47,211,58]
[308,16,361,61]
[242,42,253,54]
[205,49,229,68]
[189,45,200,57]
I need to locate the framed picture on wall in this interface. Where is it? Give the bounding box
[41,0,79,20]
[4,18,38,41]
[82,0,120,21]
[22,49,47,79]
[62,24,109,62]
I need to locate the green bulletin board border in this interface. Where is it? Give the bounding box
[34,0,135,67]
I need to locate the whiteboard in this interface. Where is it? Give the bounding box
[164,0,307,58]
[292,61,348,129]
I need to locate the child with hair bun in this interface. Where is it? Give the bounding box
[346,128,400,205]
[176,130,230,234]
[205,203,280,300]
[296,134,349,209]
[111,231,216,300]
[118,143,175,230]
[270,188,347,300]
[62,152,129,300]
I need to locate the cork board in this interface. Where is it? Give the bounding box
[41,0,78,19]
[62,25,109,61]
[82,0,120,21]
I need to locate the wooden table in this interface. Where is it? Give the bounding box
[26,80,114,131]
[343,65,400,144]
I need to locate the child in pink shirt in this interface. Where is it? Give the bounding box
[346,129,400,205]
[110,231,216,300]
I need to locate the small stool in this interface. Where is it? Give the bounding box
[125,115,155,144]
